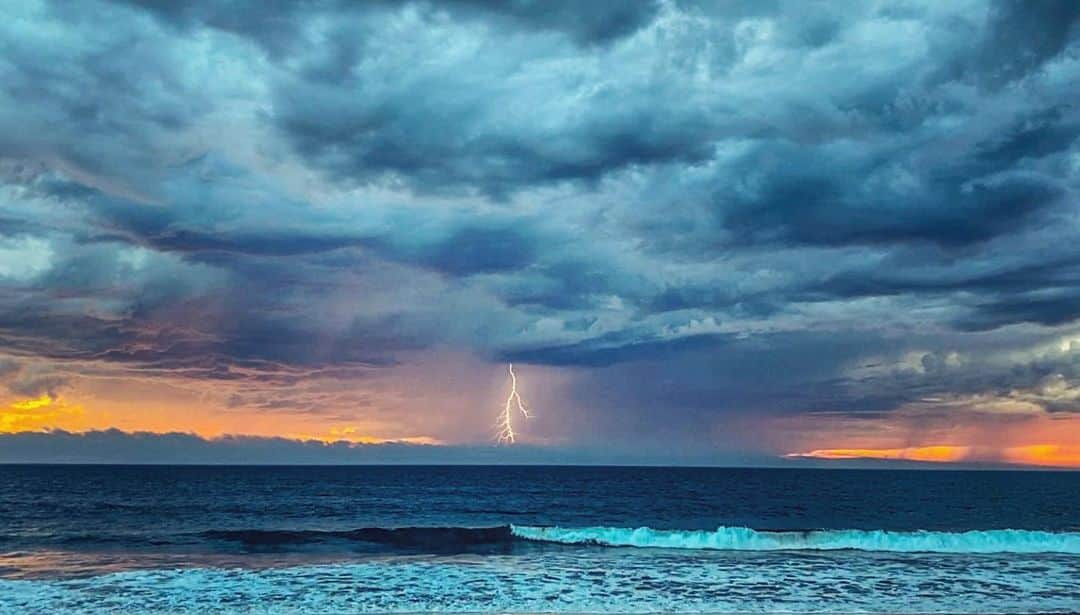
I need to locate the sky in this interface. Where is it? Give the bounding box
[1,0,1079,467]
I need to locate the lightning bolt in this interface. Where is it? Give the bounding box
[495,362,531,445]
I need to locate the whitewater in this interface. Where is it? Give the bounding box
[510,524,1080,554]
[3,547,1079,613]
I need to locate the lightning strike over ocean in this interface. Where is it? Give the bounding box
[495,363,531,445]
[6,2,1080,613]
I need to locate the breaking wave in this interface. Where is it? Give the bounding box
[202,526,513,548]
[510,525,1080,554]
[37,525,1080,555]
[197,525,1080,554]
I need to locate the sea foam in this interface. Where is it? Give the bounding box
[510,525,1080,553]
[4,549,1079,614]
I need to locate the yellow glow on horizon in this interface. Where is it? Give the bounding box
[0,383,445,445]
[787,445,972,463]
[288,426,443,446]
[0,392,445,445]
[10,395,53,411]
[1001,444,1080,467]
[2,395,92,434]
[787,444,1080,467]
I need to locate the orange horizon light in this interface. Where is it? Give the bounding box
[786,446,971,463]
[786,444,1080,468]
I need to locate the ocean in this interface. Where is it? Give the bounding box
[0,465,1077,613]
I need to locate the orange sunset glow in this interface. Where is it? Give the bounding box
[778,404,1080,468]
[0,353,567,452]
[2,395,88,434]
[0,390,439,446]
[786,445,1080,468]
[787,446,973,463]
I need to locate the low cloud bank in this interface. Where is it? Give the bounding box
[0,429,764,465]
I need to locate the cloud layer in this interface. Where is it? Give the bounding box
[1,0,1078,460]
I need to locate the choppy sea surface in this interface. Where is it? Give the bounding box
[0,465,1077,613]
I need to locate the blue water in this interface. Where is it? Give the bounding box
[1,465,1078,613]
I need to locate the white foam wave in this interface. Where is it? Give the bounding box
[4,550,1079,613]
[510,525,1080,553]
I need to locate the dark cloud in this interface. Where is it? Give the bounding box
[0,429,460,464]
[7,371,68,399]
[971,0,1080,87]
[0,358,70,398]
[387,224,542,276]
[507,332,731,368]
[975,106,1079,166]
[957,291,1080,332]
[123,0,661,53]
[272,73,717,198]
[444,0,661,45]
[0,429,751,465]
[719,148,1065,247]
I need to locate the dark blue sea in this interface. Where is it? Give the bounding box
[1,465,1078,613]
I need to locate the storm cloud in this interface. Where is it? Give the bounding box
[1,0,1078,458]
